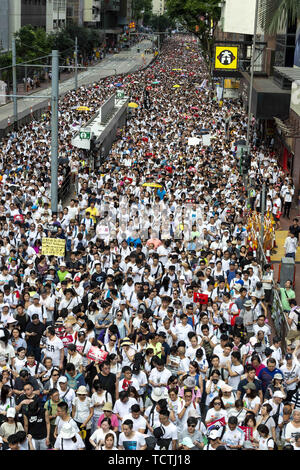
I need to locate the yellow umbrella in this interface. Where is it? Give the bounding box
[173,85,181,88]
[76,106,91,111]
[172,68,182,71]
[128,102,139,108]
[142,183,162,188]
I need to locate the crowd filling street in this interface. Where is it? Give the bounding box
[0,34,299,451]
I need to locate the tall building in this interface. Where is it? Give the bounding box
[82,0,101,28]
[152,0,165,16]
[2,0,47,51]
[46,0,67,32]
[66,0,84,26]
[0,0,9,52]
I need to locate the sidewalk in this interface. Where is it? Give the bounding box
[0,40,154,129]
[271,203,300,300]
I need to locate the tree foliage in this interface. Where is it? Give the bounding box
[258,0,300,34]
[166,0,221,75]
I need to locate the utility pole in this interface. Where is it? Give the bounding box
[51,50,59,214]
[75,36,78,90]
[12,37,18,129]
[260,181,266,248]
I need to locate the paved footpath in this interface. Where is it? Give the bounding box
[0,40,154,128]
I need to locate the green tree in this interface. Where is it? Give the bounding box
[166,0,221,77]
[259,0,300,34]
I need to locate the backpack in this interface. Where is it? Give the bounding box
[202,336,214,360]
[267,437,278,451]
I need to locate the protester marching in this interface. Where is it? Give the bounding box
[0,34,299,452]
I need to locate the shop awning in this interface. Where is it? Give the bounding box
[273,67,300,82]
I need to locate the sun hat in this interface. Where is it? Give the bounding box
[121,337,133,347]
[102,402,113,412]
[183,376,196,389]
[59,422,76,439]
[273,391,285,398]
[220,384,233,393]
[76,385,88,395]
[244,300,252,308]
[151,387,168,402]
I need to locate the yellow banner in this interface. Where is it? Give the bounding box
[215,46,238,70]
[42,238,66,257]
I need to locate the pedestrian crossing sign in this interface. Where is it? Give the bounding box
[215,46,238,70]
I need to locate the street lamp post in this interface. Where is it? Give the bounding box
[51,50,59,214]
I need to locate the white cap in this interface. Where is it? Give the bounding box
[7,407,16,418]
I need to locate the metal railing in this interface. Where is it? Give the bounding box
[256,237,290,351]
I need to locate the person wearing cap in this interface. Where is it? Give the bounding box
[56,376,76,413]
[203,429,222,450]
[264,372,287,402]
[257,357,284,395]
[97,402,119,432]
[265,391,285,429]
[0,407,24,450]
[54,421,85,450]
[72,385,93,449]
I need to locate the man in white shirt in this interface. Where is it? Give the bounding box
[123,404,147,433]
[173,314,193,343]
[42,326,64,369]
[27,294,48,324]
[284,232,298,259]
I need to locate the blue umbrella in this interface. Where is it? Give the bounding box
[115,83,123,87]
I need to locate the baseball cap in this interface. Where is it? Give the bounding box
[58,376,68,384]
[285,353,293,360]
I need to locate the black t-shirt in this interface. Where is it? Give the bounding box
[25,321,45,346]
[15,313,30,333]
[96,372,116,402]
[25,407,47,439]
[289,224,300,240]
[92,271,107,285]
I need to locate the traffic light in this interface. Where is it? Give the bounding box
[240,152,251,174]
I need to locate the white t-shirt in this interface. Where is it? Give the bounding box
[113,398,138,430]
[72,396,92,428]
[90,428,117,448]
[258,436,274,450]
[123,413,147,432]
[285,422,300,441]
[227,364,244,390]
[54,416,79,435]
[222,426,245,448]
[118,430,146,450]
[44,336,64,366]
[0,342,15,365]
[154,421,178,450]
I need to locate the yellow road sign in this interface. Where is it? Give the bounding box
[215,46,238,70]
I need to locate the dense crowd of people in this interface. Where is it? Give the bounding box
[0,35,299,451]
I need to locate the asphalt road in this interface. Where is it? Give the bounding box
[0,40,153,126]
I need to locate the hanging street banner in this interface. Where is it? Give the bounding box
[215,46,238,70]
